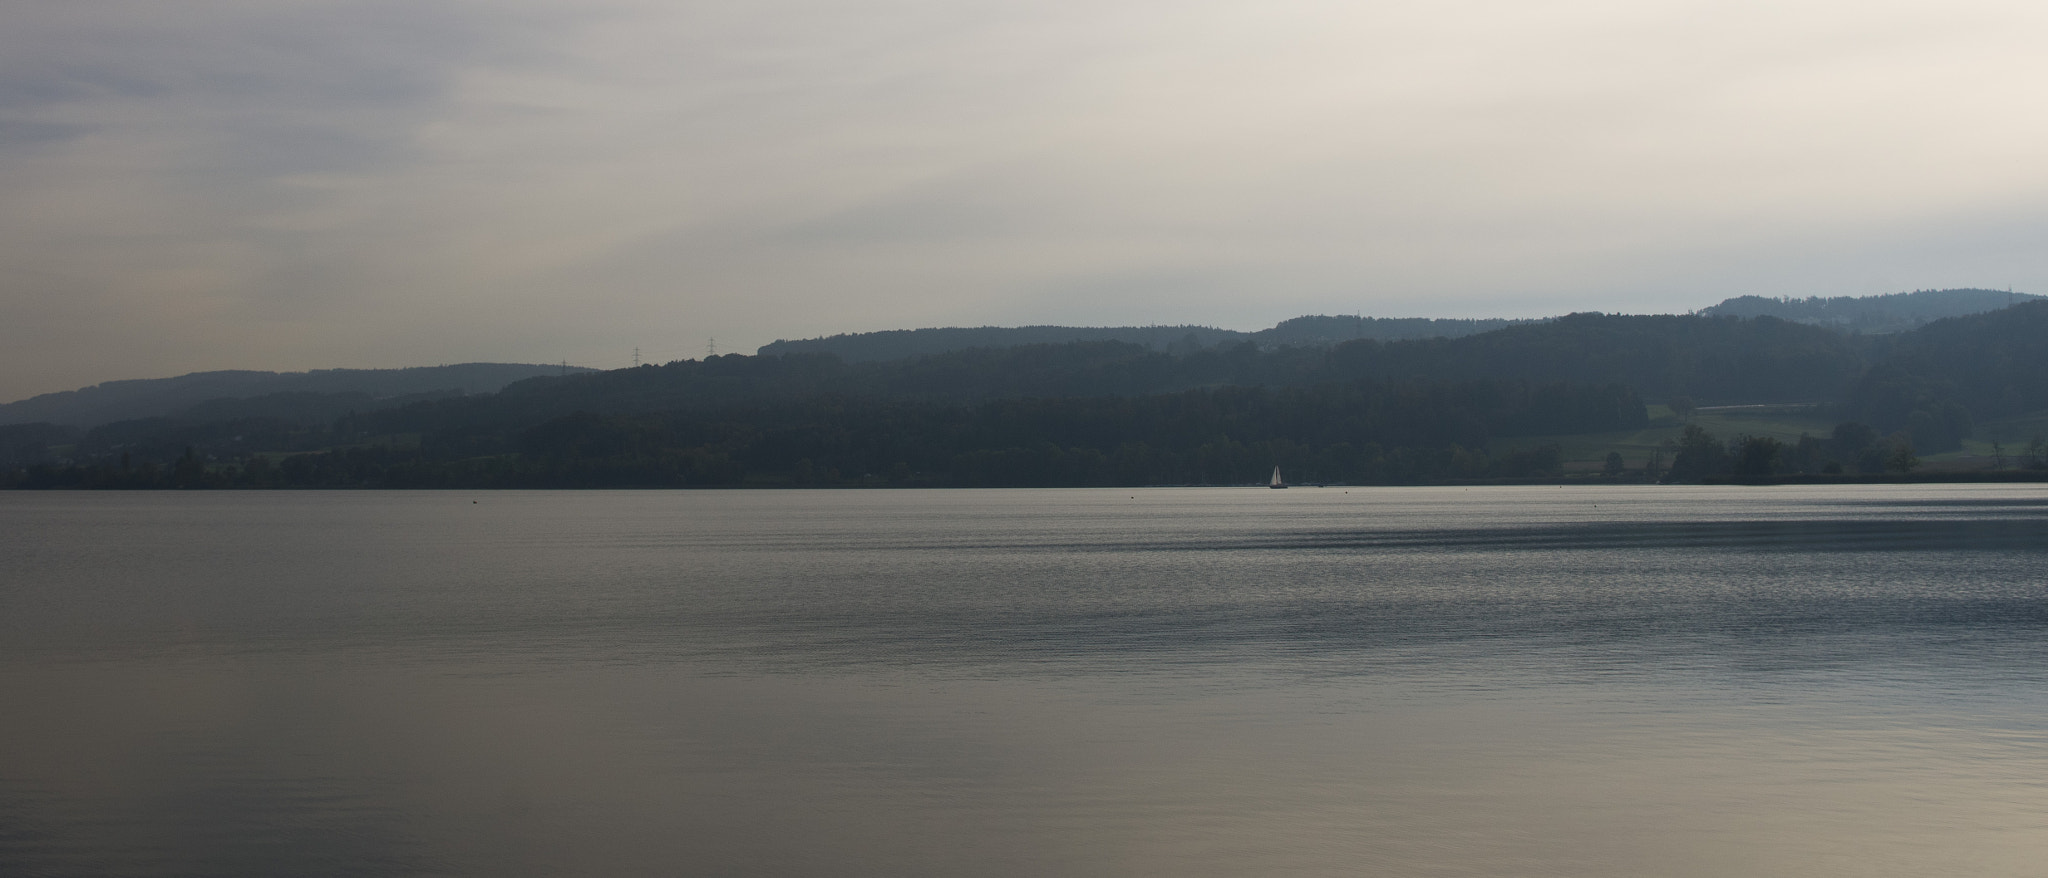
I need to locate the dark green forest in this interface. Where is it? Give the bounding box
[9,380,1639,488]
[9,303,2048,489]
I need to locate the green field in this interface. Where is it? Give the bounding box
[1951,411,2048,464]
[1492,404,1840,472]
[1492,404,2048,473]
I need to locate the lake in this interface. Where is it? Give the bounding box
[4,486,2048,876]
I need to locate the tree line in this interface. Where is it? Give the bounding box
[11,303,2048,488]
[1659,422,2048,482]
[8,379,1640,488]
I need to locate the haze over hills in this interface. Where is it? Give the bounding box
[6,289,2047,488]
[11,299,2048,488]
[1697,288,2041,334]
[757,316,1537,361]
[0,363,593,429]
[7,288,2025,426]
[758,288,2029,362]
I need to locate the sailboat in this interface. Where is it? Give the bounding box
[1269,466,1287,489]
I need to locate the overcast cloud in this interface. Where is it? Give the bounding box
[5,0,2048,400]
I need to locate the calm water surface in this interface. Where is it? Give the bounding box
[4,486,2048,876]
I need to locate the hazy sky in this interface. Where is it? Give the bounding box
[6,0,2048,401]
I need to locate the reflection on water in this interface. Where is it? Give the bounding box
[4,486,2048,876]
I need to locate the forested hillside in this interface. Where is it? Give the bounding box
[0,363,588,428]
[760,287,2028,364]
[1846,300,2048,450]
[13,379,1640,488]
[9,304,2048,488]
[1326,313,1862,403]
[360,311,1861,431]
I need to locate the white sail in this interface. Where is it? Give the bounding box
[1270,466,1283,488]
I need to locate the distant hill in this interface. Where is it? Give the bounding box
[1255,315,1533,345]
[756,315,1535,362]
[18,293,2048,488]
[328,312,1853,445]
[1699,288,2039,334]
[0,363,590,428]
[756,291,2035,365]
[756,325,1244,362]
[1848,299,2048,450]
[1327,312,1865,404]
